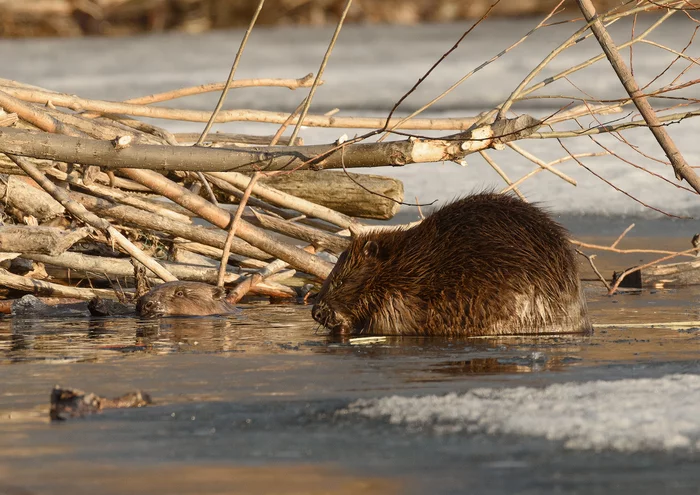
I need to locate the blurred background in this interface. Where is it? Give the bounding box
[1,0,623,37]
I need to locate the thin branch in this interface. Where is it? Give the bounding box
[288,0,353,146]
[558,138,689,218]
[530,109,700,138]
[120,75,316,105]
[196,0,265,145]
[217,172,260,287]
[479,150,526,201]
[611,223,636,249]
[377,0,506,139]
[575,249,611,290]
[609,247,699,294]
[507,142,577,185]
[571,239,696,256]
[577,0,700,194]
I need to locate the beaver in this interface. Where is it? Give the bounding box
[136,281,237,317]
[312,192,591,337]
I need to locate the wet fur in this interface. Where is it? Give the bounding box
[137,281,236,317]
[312,192,592,336]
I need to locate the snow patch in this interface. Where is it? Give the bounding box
[344,374,700,452]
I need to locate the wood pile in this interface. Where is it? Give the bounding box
[0,75,415,308]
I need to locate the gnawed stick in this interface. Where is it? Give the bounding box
[0,117,538,173]
[249,209,350,254]
[118,168,334,279]
[50,386,151,421]
[6,154,177,282]
[68,190,271,261]
[0,267,122,300]
[0,226,90,256]
[218,172,260,287]
[208,171,359,229]
[24,251,295,298]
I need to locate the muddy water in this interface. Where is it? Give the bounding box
[2,233,700,494]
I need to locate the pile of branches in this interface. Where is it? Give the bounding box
[0,0,698,311]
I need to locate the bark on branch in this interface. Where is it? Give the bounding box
[0,117,540,173]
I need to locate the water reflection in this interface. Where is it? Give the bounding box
[0,305,318,364]
[2,287,700,374]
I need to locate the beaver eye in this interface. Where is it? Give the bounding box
[175,290,185,297]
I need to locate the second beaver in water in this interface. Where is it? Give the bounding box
[312,192,591,336]
[137,281,237,317]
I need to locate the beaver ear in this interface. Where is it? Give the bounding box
[212,287,227,300]
[362,240,379,258]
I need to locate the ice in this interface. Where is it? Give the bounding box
[344,374,700,452]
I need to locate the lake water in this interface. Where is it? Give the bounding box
[2,14,700,494]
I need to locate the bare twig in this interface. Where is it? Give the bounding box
[196,0,265,145]
[288,0,353,146]
[610,223,636,249]
[119,75,316,106]
[575,249,611,290]
[609,247,699,294]
[479,150,526,201]
[217,172,260,287]
[577,0,700,194]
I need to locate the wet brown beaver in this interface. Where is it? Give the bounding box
[312,192,591,336]
[136,281,237,317]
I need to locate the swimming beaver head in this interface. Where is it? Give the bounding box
[312,192,591,337]
[137,281,236,317]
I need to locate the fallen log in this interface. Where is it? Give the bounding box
[0,267,124,300]
[0,173,64,222]
[24,251,297,298]
[0,226,90,255]
[259,170,403,220]
[613,259,700,288]
[68,190,272,261]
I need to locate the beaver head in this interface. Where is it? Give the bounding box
[137,281,236,317]
[311,232,422,335]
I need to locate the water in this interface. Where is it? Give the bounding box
[3,280,700,494]
[2,15,700,494]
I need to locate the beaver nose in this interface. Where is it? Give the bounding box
[311,304,326,323]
